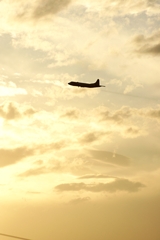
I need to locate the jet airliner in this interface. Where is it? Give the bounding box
[68,79,105,88]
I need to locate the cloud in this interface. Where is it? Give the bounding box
[41,141,67,152]
[77,0,160,17]
[98,106,160,125]
[0,85,27,96]
[123,126,144,138]
[145,109,160,120]
[138,108,160,121]
[19,159,67,177]
[55,178,145,193]
[123,83,143,94]
[1,0,160,30]
[0,141,66,168]
[78,174,116,179]
[0,102,36,120]
[5,0,73,23]
[79,131,111,144]
[32,0,73,20]
[18,149,94,178]
[18,160,51,177]
[89,150,130,166]
[143,44,160,55]
[100,106,132,124]
[133,31,160,56]
[60,108,80,119]
[19,166,49,177]
[0,146,35,167]
[32,148,130,177]
[47,149,131,175]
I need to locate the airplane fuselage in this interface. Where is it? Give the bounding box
[68,79,105,88]
[68,82,101,88]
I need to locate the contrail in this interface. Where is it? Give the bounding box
[0,233,31,240]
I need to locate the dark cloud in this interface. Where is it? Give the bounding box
[133,31,160,56]
[33,0,73,19]
[142,44,160,55]
[55,178,145,193]
[89,150,130,166]
[0,102,36,120]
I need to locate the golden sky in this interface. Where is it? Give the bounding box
[0,0,160,239]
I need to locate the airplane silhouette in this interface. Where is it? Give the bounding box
[68,79,105,88]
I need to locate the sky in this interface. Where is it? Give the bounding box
[0,0,160,239]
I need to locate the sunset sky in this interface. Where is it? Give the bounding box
[0,0,160,240]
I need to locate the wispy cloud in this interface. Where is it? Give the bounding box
[19,166,50,177]
[55,178,145,193]
[78,174,116,179]
[89,150,130,167]
[0,141,66,168]
[0,146,35,167]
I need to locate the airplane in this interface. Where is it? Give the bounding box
[68,79,105,88]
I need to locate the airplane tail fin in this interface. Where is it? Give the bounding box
[95,79,105,87]
[95,79,100,86]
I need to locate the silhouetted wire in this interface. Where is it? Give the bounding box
[0,233,31,240]
[101,89,158,101]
